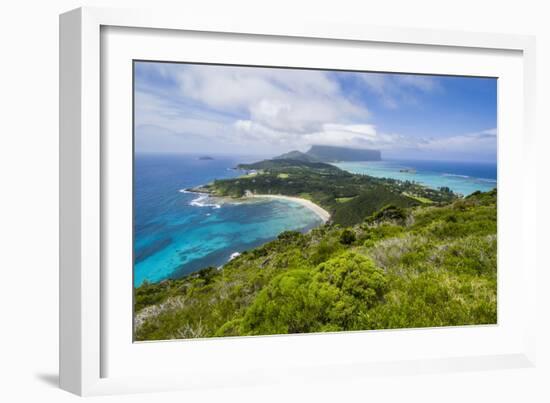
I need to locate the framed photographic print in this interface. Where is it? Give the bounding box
[132,60,499,341]
[60,7,537,396]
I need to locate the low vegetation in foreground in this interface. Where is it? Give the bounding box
[134,188,497,340]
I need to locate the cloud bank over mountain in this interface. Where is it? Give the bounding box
[134,62,497,162]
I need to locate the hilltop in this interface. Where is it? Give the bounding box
[306,145,381,162]
[273,145,381,163]
[273,150,321,163]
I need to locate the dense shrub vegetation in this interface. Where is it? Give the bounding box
[134,188,497,341]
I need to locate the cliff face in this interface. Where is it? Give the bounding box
[306,145,381,162]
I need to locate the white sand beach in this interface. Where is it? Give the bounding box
[247,194,331,223]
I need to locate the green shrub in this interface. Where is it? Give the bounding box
[310,239,342,265]
[366,204,408,224]
[361,270,496,329]
[240,270,316,335]
[361,223,404,247]
[339,229,356,245]
[214,318,244,337]
[241,252,387,334]
[277,230,303,243]
[434,235,497,276]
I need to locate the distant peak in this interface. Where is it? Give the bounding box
[305,145,381,162]
[273,150,320,163]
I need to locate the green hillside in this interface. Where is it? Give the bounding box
[273,145,382,163]
[273,150,321,163]
[193,158,456,226]
[236,158,341,173]
[134,189,497,340]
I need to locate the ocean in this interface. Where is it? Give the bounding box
[333,159,497,196]
[133,154,323,286]
[134,155,497,286]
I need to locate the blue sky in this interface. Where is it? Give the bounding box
[134,61,497,162]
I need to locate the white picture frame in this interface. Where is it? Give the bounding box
[59,6,538,396]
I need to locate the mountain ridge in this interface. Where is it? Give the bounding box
[273,145,381,163]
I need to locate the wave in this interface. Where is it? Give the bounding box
[229,252,241,261]
[442,173,470,178]
[189,194,221,209]
[179,188,222,208]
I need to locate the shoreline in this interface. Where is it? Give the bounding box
[184,187,331,223]
[246,194,331,223]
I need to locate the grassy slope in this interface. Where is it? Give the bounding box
[134,189,497,340]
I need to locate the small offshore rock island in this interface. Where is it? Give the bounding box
[135,145,496,341]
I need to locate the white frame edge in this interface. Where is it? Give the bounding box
[60,7,102,396]
[59,6,537,396]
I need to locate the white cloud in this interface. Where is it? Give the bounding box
[419,129,497,154]
[231,118,496,161]
[395,75,440,92]
[134,89,236,141]
[233,120,418,152]
[134,63,494,160]
[135,63,372,153]
[357,72,441,108]
[165,64,368,134]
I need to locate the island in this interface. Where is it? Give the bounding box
[198,156,214,160]
[134,154,497,341]
[188,157,455,226]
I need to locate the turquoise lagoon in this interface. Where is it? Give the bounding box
[134,154,322,286]
[333,159,497,196]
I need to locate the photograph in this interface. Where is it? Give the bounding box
[133,61,497,341]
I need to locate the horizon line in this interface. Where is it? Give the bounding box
[134,151,496,164]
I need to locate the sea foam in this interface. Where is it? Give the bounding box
[229,252,241,261]
[189,194,221,209]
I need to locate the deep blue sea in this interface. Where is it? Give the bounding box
[333,159,497,196]
[134,154,323,286]
[134,155,497,286]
